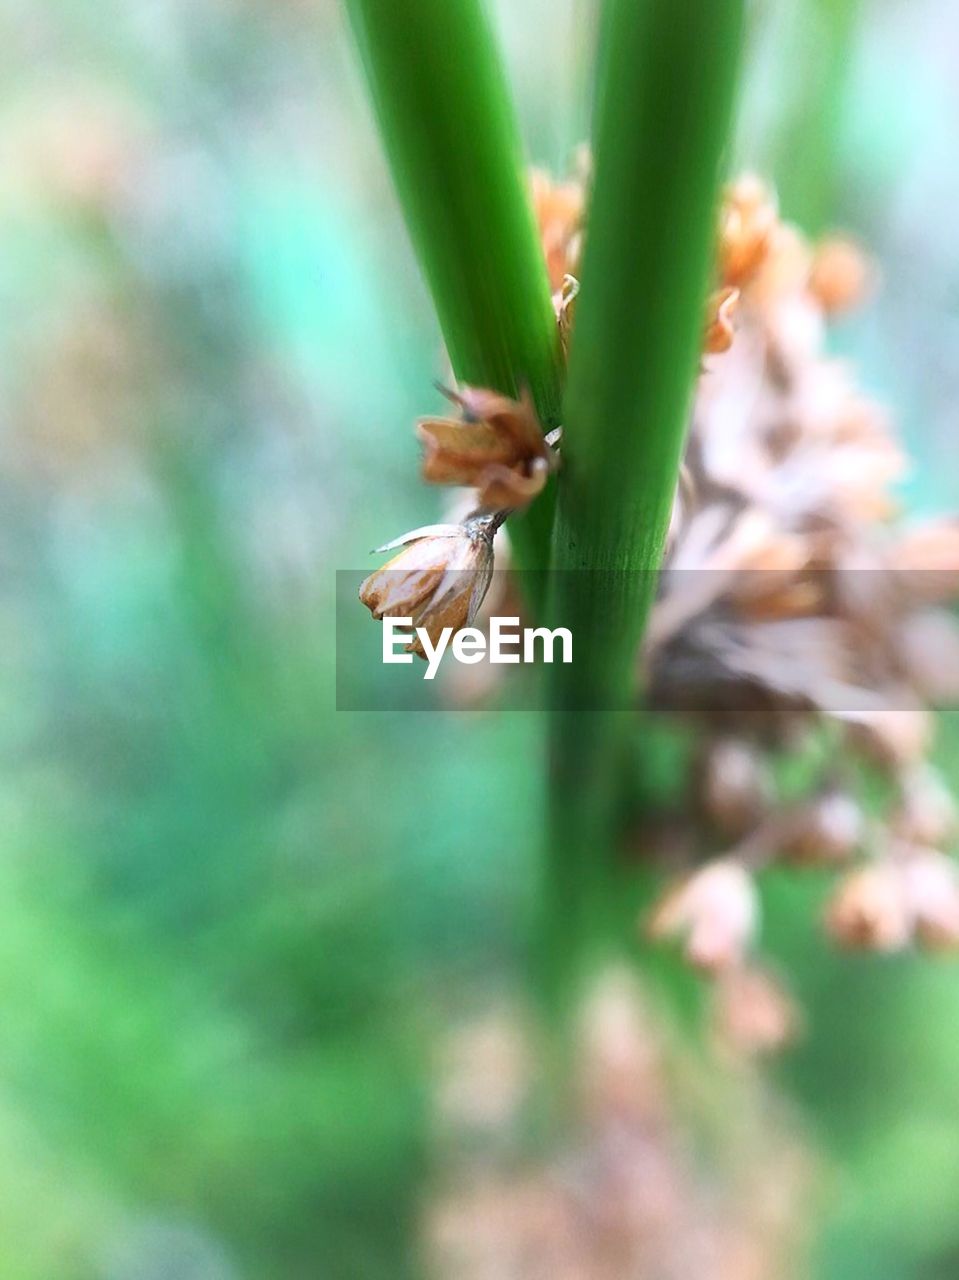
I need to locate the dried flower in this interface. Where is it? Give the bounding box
[704,285,740,355]
[808,236,872,313]
[749,223,815,309]
[426,972,816,1280]
[417,386,554,512]
[421,160,959,1014]
[900,848,959,952]
[825,845,959,954]
[825,863,912,952]
[647,858,758,973]
[711,965,801,1057]
[358,517,496,655]
[530,167,585,290]
[718,175,778,287]
[642,165,959,993]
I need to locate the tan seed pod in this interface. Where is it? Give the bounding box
[711,965,801,1057]
[825,863,912,952]
[900,849,959,952]
[359,518,496,657]
[647,858,758,973]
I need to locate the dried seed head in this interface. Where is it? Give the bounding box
[417,386,553,512]
[358,518,495,656]
[825,863,912,952]
[647,858,758,973]
[526,160,959,1001]
[426,965,817,1278]
[711,965,801,1058]
[704,286,740,355]
[808,236,873,313]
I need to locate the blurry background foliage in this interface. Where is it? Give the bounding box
[1,0,959,1276]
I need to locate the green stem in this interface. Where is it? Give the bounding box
[545,0,745,991]
[344,0,563,571]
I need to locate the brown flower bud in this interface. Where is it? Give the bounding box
[358,518,495,655]
[417,387,553,512]
[711,965,801,1057]
[647,859,758,973]
[808,236,872,314]
[704,286,740,355]
[718,175,778,287]
[825,863,911,952]
[700,738,771,836]
[900,849,959,952]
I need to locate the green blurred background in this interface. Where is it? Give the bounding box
[1,0,958,1275]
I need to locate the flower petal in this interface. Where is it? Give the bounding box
[417,417,521,485]
[372,524,463,554]
[475,458,549,512]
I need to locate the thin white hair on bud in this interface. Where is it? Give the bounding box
[372,524,464,554]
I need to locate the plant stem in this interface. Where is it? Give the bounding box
[344,0,563,571]
[545,0,745,990]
